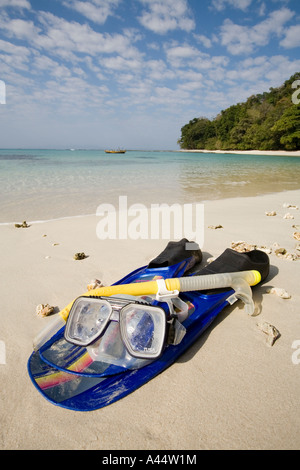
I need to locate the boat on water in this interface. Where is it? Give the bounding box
[105,149,126,154]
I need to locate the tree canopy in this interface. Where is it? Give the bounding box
[178,73,300,151]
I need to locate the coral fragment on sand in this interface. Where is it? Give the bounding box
[231,241,256,252]
[15,221,30,228]
[87,279,104,291]
[36,304,54,317]
[275,247,299,260]
[283,203,298,209]
[231,241,299,260]
[257,321,280,346]
[293,232,300,241]
[275,247,286,256]
[74,252,87,260]
[265,211,276,216]
[266,287,291,299]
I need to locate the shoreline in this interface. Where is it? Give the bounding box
[1,188,300,450]
[1,148,300,156]
[1,188,300,227]
[181,149,300,157]
[1,149,300,225]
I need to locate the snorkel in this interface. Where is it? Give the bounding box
[33,269,261,351]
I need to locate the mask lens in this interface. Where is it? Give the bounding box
[64,297,112,346]
[120,304,166,359]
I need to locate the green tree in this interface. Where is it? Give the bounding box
[271,105,300,150]
[178,72,300,151]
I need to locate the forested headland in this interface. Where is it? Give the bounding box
[178,73,300,151]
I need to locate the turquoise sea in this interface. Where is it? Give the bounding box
[0,149,300,223]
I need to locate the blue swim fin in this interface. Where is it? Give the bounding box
[27,241,269,411]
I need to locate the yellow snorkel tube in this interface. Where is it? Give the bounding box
[33,270,261,351]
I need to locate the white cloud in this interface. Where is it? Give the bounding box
[220,20,253,55]
[226,55,300,86]
[138,0,195,34]
[126,81,152,99]
[0,38,31,71]
[166,44,199,60]
[258,2,266,16]
[0,38,30,56]
[0,17,40,39]
[0,0,30,8]
[0,11,141,62]
[63,0,120,25]
[220,7,294,54]
[280,24,300,48]
[253,7,294,42]
[33,54,59,71]
[32,53,73,79]
[101,55,142,71]
[30,75,109,113]
[164,43,201,68]
[177,70,203,81]
[212,0,252,11]
[150,85,191,106]
[194,34,212,48]
[178,80,204,91]
[143,59,174,82]
[165,42,229,76]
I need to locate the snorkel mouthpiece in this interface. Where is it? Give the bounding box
[177,270,260,316]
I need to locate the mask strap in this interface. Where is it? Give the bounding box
[167,297,189,323]
[164,297,188,347]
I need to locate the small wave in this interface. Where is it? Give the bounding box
[222,181,250,186]
[0,154,43,161]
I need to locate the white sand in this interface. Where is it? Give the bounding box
[181,149,300,157]
[0,189,299,450]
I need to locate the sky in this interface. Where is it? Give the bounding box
[0,0,299,150]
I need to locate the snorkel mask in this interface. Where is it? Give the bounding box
[64,295,168,360]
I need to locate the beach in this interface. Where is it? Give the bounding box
[1,0,300,451]
[182,149,300,157]
[0,187,299,450]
